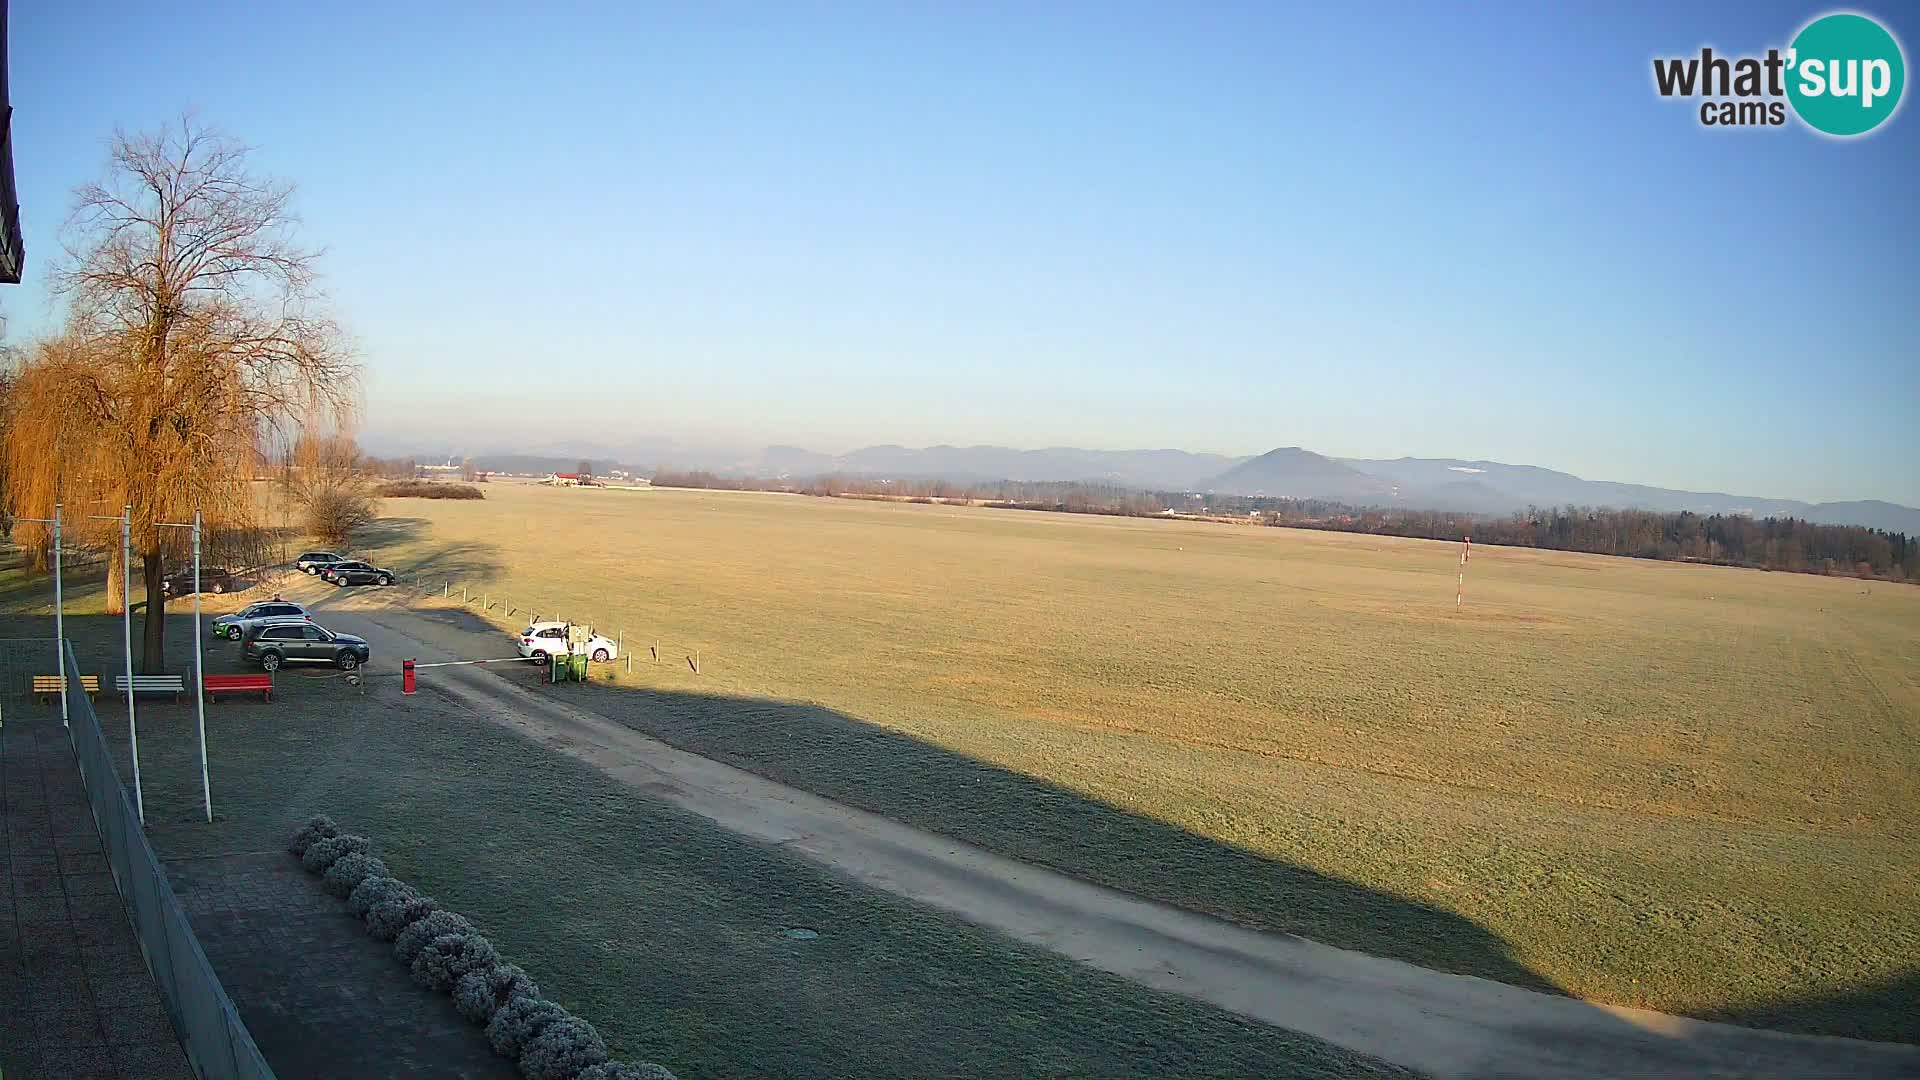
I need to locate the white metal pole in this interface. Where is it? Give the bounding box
[54,504,66,726]
[123,505,143,826]
[192,510,211,822]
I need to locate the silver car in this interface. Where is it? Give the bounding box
[210,599,310,640]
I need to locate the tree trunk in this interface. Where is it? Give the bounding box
[142,548,166,673]
[105,549,126,615]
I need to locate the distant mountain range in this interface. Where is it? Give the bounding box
[740,444,1919,533]
[756,444,1244,490]
[374,435,1920,534]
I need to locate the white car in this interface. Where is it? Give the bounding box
[517,621,618,664]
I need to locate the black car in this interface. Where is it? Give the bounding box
[160,566,235,596]
[241,620,371,671]
[323,560,395,587]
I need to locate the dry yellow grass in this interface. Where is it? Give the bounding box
[356,481,1920,1040]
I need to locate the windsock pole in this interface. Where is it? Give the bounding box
[1456,536,1472,609]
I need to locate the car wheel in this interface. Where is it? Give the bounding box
[336,577,349,587]
[337,653,360,671]
[379,574,392,586]
[592,648,610,663]
[260,651,283,672]
[211,581,226,594]
[530,652,548,666]
[304,566,316,574]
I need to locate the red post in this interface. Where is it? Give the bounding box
[403,658,416,695]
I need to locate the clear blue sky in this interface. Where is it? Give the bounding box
[6,1,1916,503]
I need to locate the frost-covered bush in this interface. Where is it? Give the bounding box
[367,891,437,941]
[577,1064,679,1080]
[301,833,371,874]
[486,996,567,1059]
[346,874,407,918]
[519,1014,609,1080]
[454,964,540,1024]
[411,932,498,991]
[394,910,475,966]
[287,815,339,856]
[322,853,390,898]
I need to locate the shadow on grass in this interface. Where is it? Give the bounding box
[283,595,1920,1050]
[1711,971,1920,1046]
[14,604,1919,1074]
[350,516,506,591]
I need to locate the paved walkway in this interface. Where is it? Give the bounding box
[0,709,193,1080]
[165,850,519,1080]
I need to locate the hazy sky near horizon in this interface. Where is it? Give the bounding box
[7,2,1917,504]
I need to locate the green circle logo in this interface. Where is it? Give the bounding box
[1787,13,1906,136]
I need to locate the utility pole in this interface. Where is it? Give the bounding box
[157,512,212,822]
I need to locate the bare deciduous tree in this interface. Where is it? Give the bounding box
[2,116,357,670]
[287,432,379,545]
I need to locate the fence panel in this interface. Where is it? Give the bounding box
[62,638,277,1080]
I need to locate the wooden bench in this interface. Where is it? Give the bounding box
[114,674,186,702]
[203,673,274,702]
[32,675,100,704]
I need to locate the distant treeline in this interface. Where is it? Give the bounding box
[375,481,486,500]
[646,471,1916,582]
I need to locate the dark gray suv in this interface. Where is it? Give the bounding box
[241,620,371,671]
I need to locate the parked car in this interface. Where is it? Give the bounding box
[518,621,618,664]
[296,551,347,574]
[323,560,396,586]
[242,619,370,671]
[210,599,310,640]
[160,566,235,596]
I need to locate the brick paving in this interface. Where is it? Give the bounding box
[165,852,519,1080]
[0,710,193,1080]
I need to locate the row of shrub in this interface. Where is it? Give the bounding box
[376,480,487,499]
[290,816,674,1080]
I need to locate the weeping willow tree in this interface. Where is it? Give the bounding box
[1,116,356,670]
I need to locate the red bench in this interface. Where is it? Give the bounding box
[203,673,274,702]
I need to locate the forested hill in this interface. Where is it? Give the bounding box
[651,470,1918,583]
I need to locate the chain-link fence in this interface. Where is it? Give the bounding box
[61,638,278,1080]
[0,636,64,699]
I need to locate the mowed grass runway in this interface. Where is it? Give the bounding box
[363,483,1911,1039]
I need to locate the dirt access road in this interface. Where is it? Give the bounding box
[282,580,1919,1080]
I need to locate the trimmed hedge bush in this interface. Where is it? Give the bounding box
[287,815,340,856]
[395,910,476,966]
[294,820,676,1080]
[322,853,390,899]
[346,874,407,919]
[577,1065,679,1080]
[412,932,499,991]
[365,890,435,941]
[519,1015,608,1080]
[301,833,371,874]
[454,964,541,1024]
[487,996,568,1060]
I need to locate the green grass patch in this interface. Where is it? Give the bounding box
[5,610,1411,1080]
[347,484,1919,1040]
